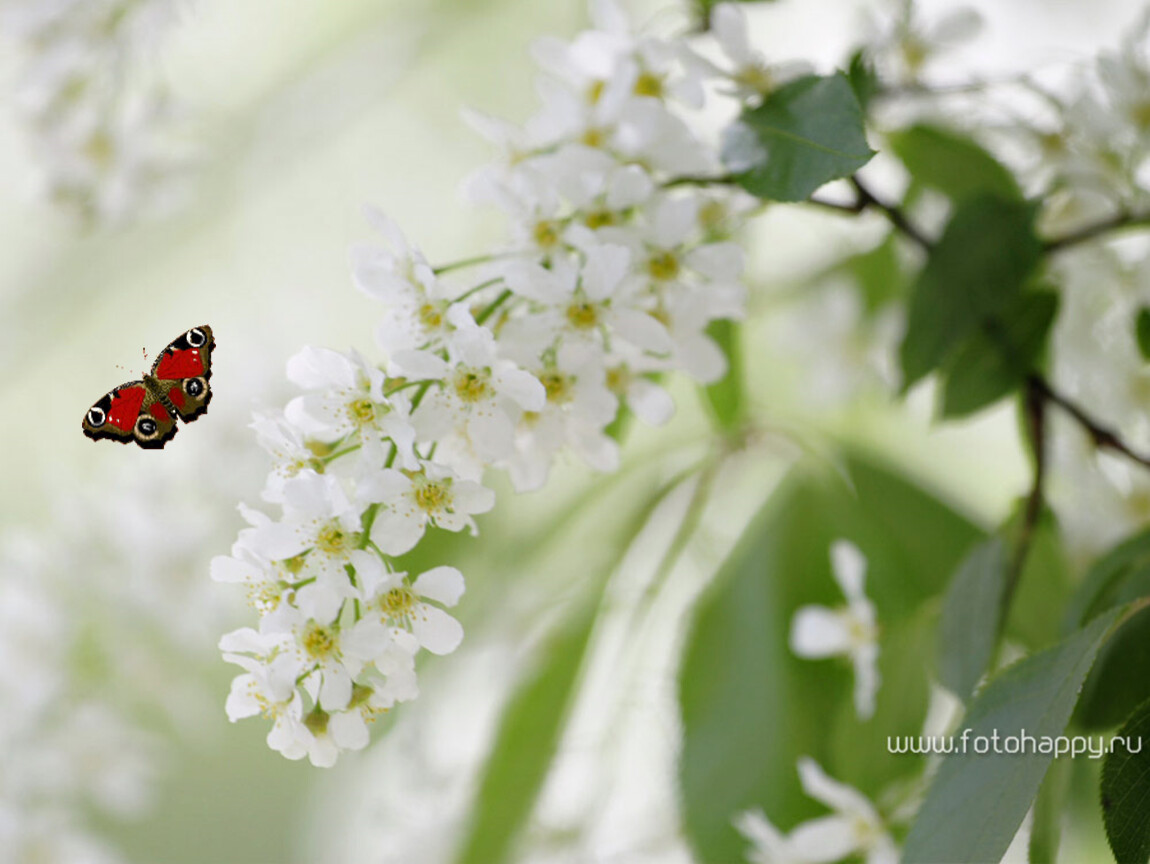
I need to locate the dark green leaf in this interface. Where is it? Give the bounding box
[903,608,1124,863]
[889,124,1022,203]
[1002,508,1073,652]
[1101,697,1150,864]
[1063,527,1150,630]
[455,606,595,864]
[678,455,982,862]
[1136,307,1150,362]
[900,195,1043,389]
[1077,605,1150,730]
[702,319,745,433]
[940,289,1059,418]
[723,73,875,202]
[846,49,880,114]
[937,537,1009,701]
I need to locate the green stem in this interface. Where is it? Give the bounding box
[475,288,513,325]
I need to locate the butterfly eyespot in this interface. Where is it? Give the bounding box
[87,407,106,427]
[185,378,205,397]
[186,328,207,347]
[136,417,158,437]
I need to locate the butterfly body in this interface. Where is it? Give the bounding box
[83,326,215,449]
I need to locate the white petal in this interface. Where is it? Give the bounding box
[628,378,675,425]
[686,242,745,282]
[239,521,308,562]
[852,642,881,720]
[329,710,370,751]
[412,605,464,655]
[790,606,851,657]
[369,508,425,556]
[318,666,353,711]
[388,349,449,380]
[788,815,861,862]
[830,540,867,603]
[612,308,673,353]
[413,566,465,606]
[796,756,878,819]
[495,368,547,411]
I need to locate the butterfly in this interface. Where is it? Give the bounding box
[82,326,215,449]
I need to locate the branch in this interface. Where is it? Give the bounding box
[1029,374,1150,470]
[1043,210,1150,254]
[1004,378,1047,605]
[849,177,933,251]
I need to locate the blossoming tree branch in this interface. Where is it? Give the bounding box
[210,1,1150,861]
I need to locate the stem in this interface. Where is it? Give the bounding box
[475,288,513,325]
[1029,376,1150,470]
[1042,210,1150,254]
[849,177,933,250]
[433,252,520,275]
[454,276,505,303]
[1003,378,1047,610]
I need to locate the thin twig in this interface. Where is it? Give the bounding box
[850,177,933,250]
[1042,211,1150,254]
[1002,378,1047,611]
[1030,375,1150,470]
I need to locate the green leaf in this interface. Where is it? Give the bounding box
[702,319,745,433]
[1029,756,1070,864]
[846,49,880,114]
[940,289,1059,418]
[903,607,1125,864]
[846,233,908,312]
[695,0,768,28]
[1076,605,1150,730]
[723,73,875,202]
[1136,307,1150,362]
[1002,508,1073,652]
[937,537,1009,701]
[1063,527,1150,629]
[1101,697,1150,864]
[455,605,596,864]
[900,195,1043,389]
[678,455,982,862]
[889,124,1022,203]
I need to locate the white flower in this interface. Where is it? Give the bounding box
[359,459,496,555]
[790,540,881,719]
[352,208,457,353]
[284,347,417,466]
[789,757,898,864]
[400,307,546,465]
[708,3,812,101]
[355,552,466,656]
[502,342,620,491]
[238,472,363,590]
[734,809,801,864]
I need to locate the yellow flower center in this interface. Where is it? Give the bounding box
[84,130,116,171]
[566,301,600,330]
[452,367,493,403]
[315,521,352,556]
[584,208,616,229]
[413,477,453,514]
[634,71,664,98]
[302,622,339,661]
[419,302,444,329]
[586,79,606,104]
[347,398,376,427]
[539,370,574,404]
[648,251,680,281]
[380,586,417,622]
[581,127,606,149]
[1133,101,1150,131]
[533,220,561,248]
[605,365,631,396]
[734,63,775,95]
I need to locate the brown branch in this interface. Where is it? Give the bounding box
[1029,375,1150,470]
[1043,210,1150,254]
[849,177,933,250]
[1003,378,1047,608]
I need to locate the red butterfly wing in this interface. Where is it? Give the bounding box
[82,382,178,449]
[149,325,214,422]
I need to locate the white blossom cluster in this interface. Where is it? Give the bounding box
[1010,10,1150,234]
[1,0,188,226]
[216,0,766,766]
